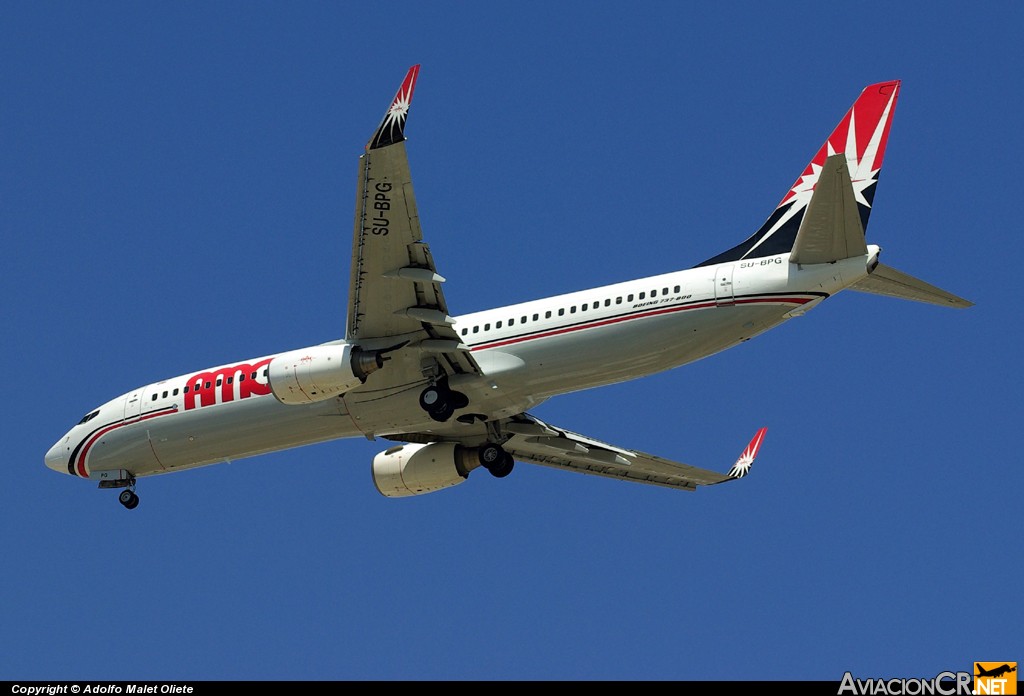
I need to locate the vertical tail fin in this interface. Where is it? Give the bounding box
[697,81,900,267]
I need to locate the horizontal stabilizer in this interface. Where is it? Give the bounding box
[850,263,973,308]
[790,154,867,264]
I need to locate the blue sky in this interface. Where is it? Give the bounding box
[3,2,1020,681]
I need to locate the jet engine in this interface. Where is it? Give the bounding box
[372,441,516,497]
[372,442,480,497]
[268,343,383,405]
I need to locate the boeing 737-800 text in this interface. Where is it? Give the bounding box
[45,66,971,508]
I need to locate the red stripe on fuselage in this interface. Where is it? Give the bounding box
[469,295,818,352]
[72,406,177,478]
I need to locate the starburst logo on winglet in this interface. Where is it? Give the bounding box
[367,64,420,151]
[728,450,756,479]
[728,427,767,479]
[383,89,412,134]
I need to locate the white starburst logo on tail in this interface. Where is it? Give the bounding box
[745,82,899,257]
[728,426,767,479]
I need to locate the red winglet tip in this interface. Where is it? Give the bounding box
[728,427,767,479]
[366,65,422,151]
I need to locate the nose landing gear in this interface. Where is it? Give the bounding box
[99,474,140,510]
[118,488,140,510]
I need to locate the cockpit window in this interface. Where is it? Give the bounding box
[78,409,100,425]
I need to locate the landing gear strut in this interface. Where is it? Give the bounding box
[418,379,468,422]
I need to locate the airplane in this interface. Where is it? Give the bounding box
[44,66,971,509]
[976,664,1017,679]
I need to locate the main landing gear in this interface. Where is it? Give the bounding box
[417,377,515,478]
[418,379,469,422]
[478,442,515,479]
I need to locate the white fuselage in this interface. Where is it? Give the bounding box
[45,249,874,482]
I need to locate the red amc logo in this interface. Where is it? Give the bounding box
[183,358,273,410]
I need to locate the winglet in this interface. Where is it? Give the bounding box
[727,427,767,479]
[367,64,421,151]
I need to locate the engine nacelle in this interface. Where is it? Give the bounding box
[372,442,479,498]
[268,343,383,405]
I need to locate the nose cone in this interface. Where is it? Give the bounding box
[45,439,69,474]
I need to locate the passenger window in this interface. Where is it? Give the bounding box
[216,378,222,386]
[484,323,491,331]
[263,369,268,377]
[581,303,588,311]
[545,311,552,319]
[674,285,680,293]
[570,306,576,314]
[173,388,179,396]
[532,314,538,321]
[616,297,622,304]
[250,372,257,380]
[605,299,611,307]
[184,385,190,393]
[627,294,633,301]
[639,292,645,300]
[496,321,503,329]
[508,318,514,326]
[473,326,479,333]
[227,377,233,384]
[558,308,565,316]
[461,328,468,335]
[523,316,529,323]
[162,391,168,398]
[205,382,211,389]
[151,394,157,401]
[239,374,245,382]
[663,288,668,295]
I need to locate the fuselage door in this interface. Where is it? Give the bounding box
[715,264,735,306]
[123,388,143,421]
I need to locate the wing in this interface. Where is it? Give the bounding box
[346,65,480,380]
[501,414,767,491]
